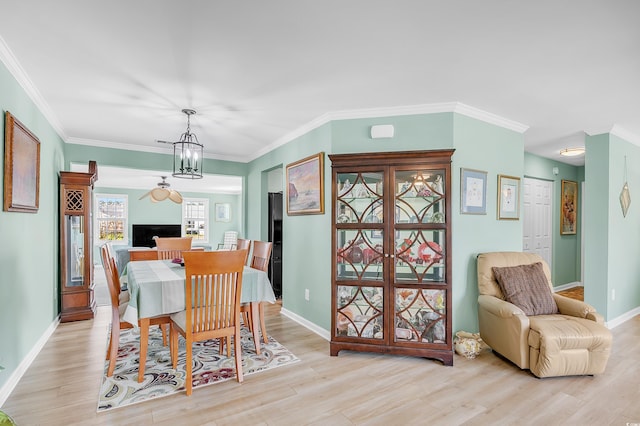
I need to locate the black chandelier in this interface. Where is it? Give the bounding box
[172,108,204,179]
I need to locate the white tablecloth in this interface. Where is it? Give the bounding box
[122,260,276,325]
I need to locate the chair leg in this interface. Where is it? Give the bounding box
[185,339,193,396]
[106,318,120,377]
[170,324,178,369]
[242,311,253,332]
[160,324,168,346]
[259,302,268,344]
[234,327,243,383]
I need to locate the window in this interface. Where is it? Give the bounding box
[182,198,209,243]
[95,194,128,243]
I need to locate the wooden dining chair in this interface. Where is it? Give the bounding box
[155,237,192,260]
[101,244,134,377]
[240,241,273,345]
[169,249,248,395]
[236,238,252,265]
[101,245,171,377]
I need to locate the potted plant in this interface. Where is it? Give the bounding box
[0,365,18,425]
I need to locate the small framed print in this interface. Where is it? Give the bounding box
[215,203,231,222]
[497,175,520,220]
[460,168,487,215]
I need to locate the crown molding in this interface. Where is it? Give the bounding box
[610,124,640,147]
[246,102,529,162]
[452,103,530,133]
[585,124,640,147]
[66,137,246,163]
[0,35,67,140]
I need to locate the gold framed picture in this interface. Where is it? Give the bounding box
[561,180,578,235]
[286,152,325,215]
[497,174,520,220]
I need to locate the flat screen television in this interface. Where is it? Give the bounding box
[132,224,181,247]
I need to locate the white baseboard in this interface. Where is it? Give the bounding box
[553,281,582,292]
[280,308,330,341]
[0,316,60,406]
[606,306,640,329]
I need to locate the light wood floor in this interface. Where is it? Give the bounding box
[3,303,639,425]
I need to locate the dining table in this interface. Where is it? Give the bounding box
[121,259,276,382]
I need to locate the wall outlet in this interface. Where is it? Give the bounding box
[304,288,310,301]
[611,289,616,301]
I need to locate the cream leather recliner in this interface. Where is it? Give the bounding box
[477,251,612,378]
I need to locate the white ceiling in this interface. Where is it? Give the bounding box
[2,1,640,184]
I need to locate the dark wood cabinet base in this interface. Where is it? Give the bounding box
[330,341,453,366]
[60,303,96,322]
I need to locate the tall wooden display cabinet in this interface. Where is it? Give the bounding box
[329,150,454,365]
[59,161,98,322]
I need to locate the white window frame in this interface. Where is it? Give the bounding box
[182,198,209,243]
[94,193,129,245]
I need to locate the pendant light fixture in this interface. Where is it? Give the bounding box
[172,108,204,179]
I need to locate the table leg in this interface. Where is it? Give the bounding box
[138,318,150,383]
[250,302,261,355]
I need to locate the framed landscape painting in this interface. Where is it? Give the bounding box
[286,152,324,215]
[3,111,40,213]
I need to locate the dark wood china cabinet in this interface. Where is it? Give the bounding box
[59,161,98,322]
[329,150,454,365]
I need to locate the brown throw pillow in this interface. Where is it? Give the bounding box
[492,262,559,316]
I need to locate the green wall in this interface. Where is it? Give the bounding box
[451,114,524,332]
[524,152,583,285]
[0,62,66,391]
[64,143,247,178]
[585,133,640,318]
[245,124,333,330]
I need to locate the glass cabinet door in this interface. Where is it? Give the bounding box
[335,171,385,281]
[64,215,85,287]
[335,171,385,340]
[393,169,447,344]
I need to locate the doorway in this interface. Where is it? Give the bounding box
[523,177,553,269]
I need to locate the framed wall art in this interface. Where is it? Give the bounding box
[214,203,231,222]
[4,111,41,213]
[286,152,324,215]
[460,168,487,214]
[497,174,520,220]
[561,179,578,235]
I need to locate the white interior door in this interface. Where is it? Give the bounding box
[523,177,553,269]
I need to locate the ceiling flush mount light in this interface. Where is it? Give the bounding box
[139,176,183,204]
[172,108,204,179]
[560,147,585,157]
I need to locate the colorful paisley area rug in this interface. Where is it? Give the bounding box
[97,326,299,411]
